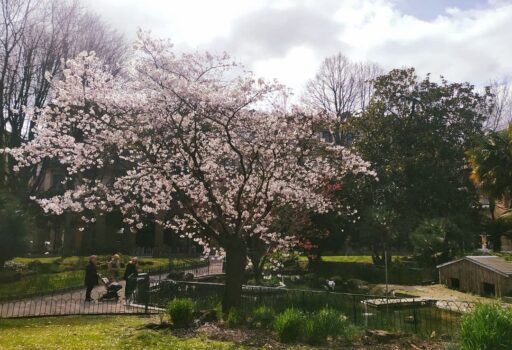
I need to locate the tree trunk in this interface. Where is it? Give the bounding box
[222,236,247,313]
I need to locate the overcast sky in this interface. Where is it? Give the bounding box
[87,0,512,94]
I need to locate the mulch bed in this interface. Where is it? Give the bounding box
[153,321,449,349]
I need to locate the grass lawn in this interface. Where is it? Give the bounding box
[0,316,265,350]
[0,315,450,350]
[298,255,406,264]
[11,256,199,271]
[0,256,204,299]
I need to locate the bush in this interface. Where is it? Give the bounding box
[304,308,347,344]
[0,191,33,266]
[3,260,27,272]
[459,303,512,350]
[0,270,21,283]
[251,305,275,328]
[167,298,195,328]
[274,308,304,343]
[226,308,246,328]
[344,278,369,293]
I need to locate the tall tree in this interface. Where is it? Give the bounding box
[467,126,512,215]
[349,68,492,255]
[485,79,512,131]
[466,126,512,248]
[303,53,382,144]
[7,33,375,311]
[0,0,126,195]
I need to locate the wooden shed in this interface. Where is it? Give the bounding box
[437,256,512,297]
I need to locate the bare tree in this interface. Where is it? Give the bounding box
[0,0,127,193]
[304,54,383,119]
[356,61,383,113]
[303,53,383,144]
[486,78,512,131]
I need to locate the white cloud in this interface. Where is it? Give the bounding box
[252,45,318,93]
[88,0,512,93]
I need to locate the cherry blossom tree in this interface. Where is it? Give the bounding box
[6,32,375,310]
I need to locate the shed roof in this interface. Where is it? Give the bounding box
[437,256,512,277]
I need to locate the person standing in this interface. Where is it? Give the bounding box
[108,253,121,282]
[84,255,98,302]
[123,257,138,302]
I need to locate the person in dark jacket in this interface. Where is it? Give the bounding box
[123,257,138,303]
[84,255,98,302]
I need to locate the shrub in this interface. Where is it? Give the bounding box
[251,305,276,328]
[0,270,21,283]
[304,308,348,344]
[274,308,304,343]
[345,278,369,292]
[459,303,512,350]
[0,191,33,266]
[167,271,186,280]
[167,298,195,328]
[226,308,246,328]
[3,260,27,272]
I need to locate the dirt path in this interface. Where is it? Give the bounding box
[378,283,491,303]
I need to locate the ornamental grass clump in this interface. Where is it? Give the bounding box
[304,308,348,345]
[459,303,512,350]
[167,298,195,328]
[226,307,246,328]
[273,308,305,343]
[251,305,276,328]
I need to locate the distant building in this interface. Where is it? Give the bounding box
[437,255,512,297]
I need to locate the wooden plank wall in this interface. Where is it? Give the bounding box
[438,259,512,297]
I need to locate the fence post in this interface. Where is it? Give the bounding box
[144,273,150,314]
[352,295,357,324]
[412,298,418,334]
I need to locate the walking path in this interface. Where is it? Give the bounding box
[0,260,224,318]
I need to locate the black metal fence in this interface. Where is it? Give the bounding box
[0,259,220,318]
[0,259,211,302]
[148,280,473,338]
[0,265,473,339]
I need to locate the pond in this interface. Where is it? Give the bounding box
[149,280,463,338]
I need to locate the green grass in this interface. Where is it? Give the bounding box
[12,257,62,265]
[298,255,406,263]
[0,316,260,350]
[0,270,84,298]
[10,256,194,272]
[0,256,205,299]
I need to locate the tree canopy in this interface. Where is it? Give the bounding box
[6,32,375,309]
[348,68,492,257]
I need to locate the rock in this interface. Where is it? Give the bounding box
[167,271,186,280]
[196,309,218,325]
[404,315,416,323]
[365,329,400,342]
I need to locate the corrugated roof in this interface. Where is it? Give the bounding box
[437,256,512,277]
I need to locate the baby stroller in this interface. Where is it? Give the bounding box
[98,274,122,301]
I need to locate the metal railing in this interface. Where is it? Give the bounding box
[0,258,209,302]
[0,263,472,339]
[0,258,221,318]
[148,280,474,338]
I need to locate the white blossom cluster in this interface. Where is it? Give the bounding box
[6,31,376,267]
